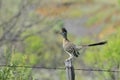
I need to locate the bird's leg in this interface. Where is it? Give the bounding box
[66,52,73,61]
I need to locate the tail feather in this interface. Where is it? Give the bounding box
[77,41,107,50]
[87,41,107,46]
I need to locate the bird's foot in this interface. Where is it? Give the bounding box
[65,58,72,62]
[65,59,70,62]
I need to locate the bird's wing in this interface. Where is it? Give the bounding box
[64,43,79,57]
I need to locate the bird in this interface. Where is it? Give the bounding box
[60,27,107,61]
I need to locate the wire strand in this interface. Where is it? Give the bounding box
[0,64,65,70]
[0,64,119,72]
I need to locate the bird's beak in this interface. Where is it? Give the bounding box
[54,30,61,34]
[60,32,63,35]
[53,30,64,36]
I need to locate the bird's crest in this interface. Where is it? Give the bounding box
[61,27,67,33]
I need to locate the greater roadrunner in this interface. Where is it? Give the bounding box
[61,27,107,61]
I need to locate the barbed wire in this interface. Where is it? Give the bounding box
[0,64,119,72]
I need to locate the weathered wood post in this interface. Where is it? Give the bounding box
[65,60,75,80]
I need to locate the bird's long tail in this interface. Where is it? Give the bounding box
[87,41,107,46]
[76,41,107,50]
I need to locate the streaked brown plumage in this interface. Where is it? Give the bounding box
[61,27,107,61]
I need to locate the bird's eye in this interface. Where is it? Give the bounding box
[62,32,66,35]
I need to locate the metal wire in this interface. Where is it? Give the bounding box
[0,64,119,72]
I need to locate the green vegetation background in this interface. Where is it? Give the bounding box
[0,0,120,80]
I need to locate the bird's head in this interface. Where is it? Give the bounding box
[61,27,68,39]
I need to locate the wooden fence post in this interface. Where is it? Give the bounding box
[65,60,75,80]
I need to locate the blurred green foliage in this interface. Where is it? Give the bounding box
[25,36,44,54]
[0,50,32,80]
[0,0,120,80]
[83,28,120,79]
